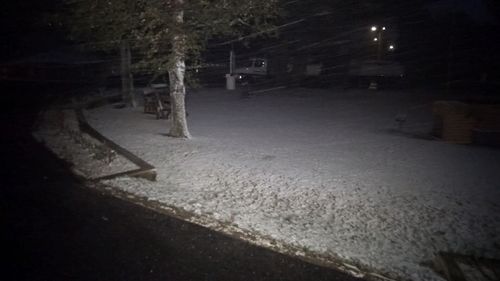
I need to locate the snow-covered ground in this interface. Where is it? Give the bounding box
[84,88,500,281]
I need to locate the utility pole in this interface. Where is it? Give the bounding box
[445,0,457,94]
[377,29,383,60]
[369,25,386,90]
[226,43,236,90]
[230,48,235,75]
[371,25,386,61]
[120,40,136,107]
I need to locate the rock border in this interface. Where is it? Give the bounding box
[75,95,156,181]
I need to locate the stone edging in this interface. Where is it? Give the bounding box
[75,95,156,181]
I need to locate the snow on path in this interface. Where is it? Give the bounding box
[86,88,500,281]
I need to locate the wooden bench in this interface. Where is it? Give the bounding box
[143,87,171,120]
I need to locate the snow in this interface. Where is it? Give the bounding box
[82,88,498,281]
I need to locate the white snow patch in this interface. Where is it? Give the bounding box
[82,88,500,281]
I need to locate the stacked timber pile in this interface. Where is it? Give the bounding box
[433,101,476,144]
[433,101,500,145]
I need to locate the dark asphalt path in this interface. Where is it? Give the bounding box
[0,83,363,281]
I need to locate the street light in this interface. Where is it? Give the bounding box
[370,25,386,60]
[388,44,395,51]
[368,25,388,90]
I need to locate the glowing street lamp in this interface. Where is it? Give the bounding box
[368,25,392,90]
[370,25,386,60]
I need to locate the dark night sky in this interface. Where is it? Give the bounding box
[1,0,499,84]
[429,0,498,23]
[0,0,64,61]
[1,0,497,53]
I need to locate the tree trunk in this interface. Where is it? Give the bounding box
[168,0,190,138]
[120,40,137,108]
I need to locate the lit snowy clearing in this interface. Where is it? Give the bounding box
[84,88,500,281]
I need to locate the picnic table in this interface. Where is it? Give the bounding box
[143,84,171,119]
